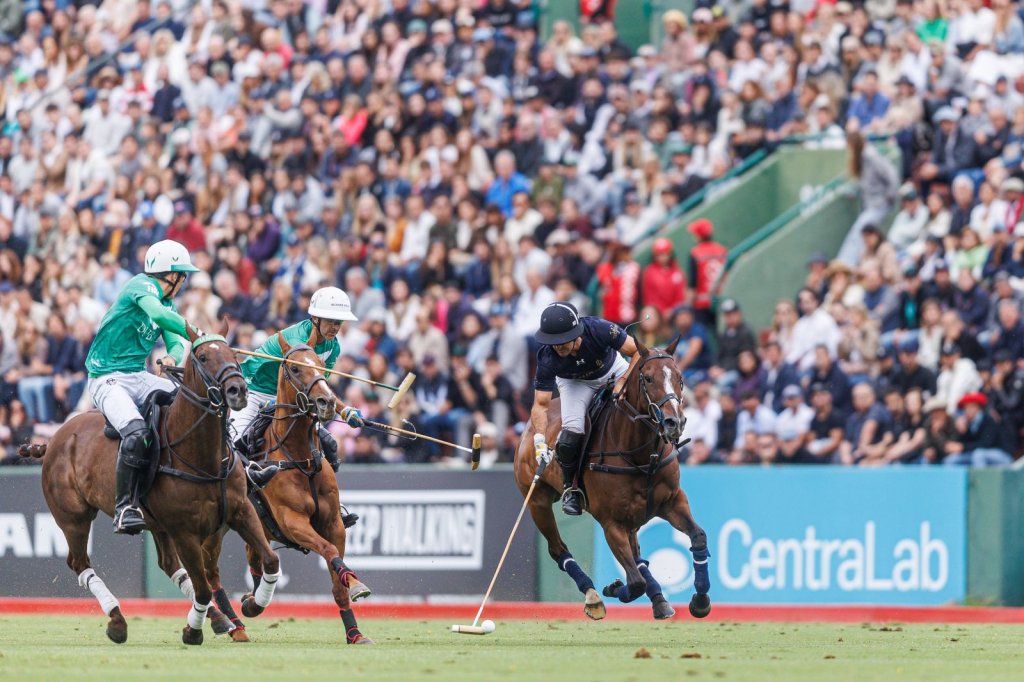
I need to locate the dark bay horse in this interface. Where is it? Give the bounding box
[235,330,373,645]
[514,338,711,621]
[21,326,282,645]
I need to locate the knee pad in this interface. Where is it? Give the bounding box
[119,420,152,469]
[319,426,338,458]
[555,430,584,465]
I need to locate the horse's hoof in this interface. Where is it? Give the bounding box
[689,593,711,619]
[652,596,676,620]
[584,588,606,621]
[241,594,264,618]
[349,580,372,602]
[601,579,624,599]
[105,607,128,644]
[350,634,375,645]
[229,628,250,643]
[209,607,233,635]
[182,625,204,645]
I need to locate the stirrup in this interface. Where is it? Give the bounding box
[340,504,359,528]
[560,487,585,516]
[113,506,147,535]
[245,462,280,489]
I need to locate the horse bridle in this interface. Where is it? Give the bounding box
[279,344,331,417]
[620,352,685,444]
[165,334,244,416]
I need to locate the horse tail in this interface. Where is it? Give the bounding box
[18,443,47,459]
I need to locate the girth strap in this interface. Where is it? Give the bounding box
[587,451,679,476]
[247,488,311,555]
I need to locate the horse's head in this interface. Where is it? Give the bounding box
[185,320,248,411]
[277,329,337,423]
[628,336,687,445]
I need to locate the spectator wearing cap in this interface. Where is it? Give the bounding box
[641,238,687,317]
[920,106,980,189]
[837,132,900,266]
[889,183,929,251]
[595,241,640,327]
[715,299,757,374]
[806,382,844,463]
[661,10,695,73]
[775,384,815,463]
[923,260,956,309]
[685,218,727,329]
[944,392,1013,466]
[894,338,939,394]
[937,340,983,414]
[670,304,714,383]
[982,224,1014,279]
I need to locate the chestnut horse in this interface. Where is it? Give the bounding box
[514,338,711,621]
[21,326,282,645]
[233,330,373,645]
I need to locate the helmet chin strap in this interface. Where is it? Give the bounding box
[154,272,185,300]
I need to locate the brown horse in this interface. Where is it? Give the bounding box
[21,326,282,645]
[514,338,711,621]
[235,330,374,645]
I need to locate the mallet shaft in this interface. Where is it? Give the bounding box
[234,348,410,394]
[364,419,476,454]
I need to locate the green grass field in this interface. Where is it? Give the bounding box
[1,616,1022,682]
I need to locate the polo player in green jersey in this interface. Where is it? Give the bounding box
[232,286,365,477]
[86,240,204,535]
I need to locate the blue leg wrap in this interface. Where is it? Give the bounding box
[692,546,710,595]
[556,552,595,594]
[636,558,664,601]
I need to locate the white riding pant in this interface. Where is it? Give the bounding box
[556,353,630,435]
[88,371,176,434]
[229,389,276,441]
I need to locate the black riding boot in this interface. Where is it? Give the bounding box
[114,419,150,535]
[319,426,358,528]
[556,431,585,516]
[234,437,279,490]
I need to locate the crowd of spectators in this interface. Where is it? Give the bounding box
[0,0,1022,468]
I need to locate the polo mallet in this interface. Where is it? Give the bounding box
[234,348,416,409]
[452,448,549,635]
[363,419,483,470]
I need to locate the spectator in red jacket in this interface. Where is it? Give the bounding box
[687,218,728,329]
[596,241,640,326]
[642,237,687,316]
[165,201,207,254]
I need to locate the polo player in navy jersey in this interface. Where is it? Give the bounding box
[529,301,641,515]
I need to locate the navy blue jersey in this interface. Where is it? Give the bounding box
[534,317,628,391]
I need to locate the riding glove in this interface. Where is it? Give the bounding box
[340,406,365,428]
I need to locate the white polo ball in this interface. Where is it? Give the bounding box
[481,619,496,634]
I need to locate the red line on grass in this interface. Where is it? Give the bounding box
[3,598,1024,623]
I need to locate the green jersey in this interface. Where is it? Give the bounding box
[242,319,340,395]
[86,274,189,378]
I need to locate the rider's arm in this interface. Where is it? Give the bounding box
[531,390,552,442]
[138,295,189,364]
[619,335,639,357]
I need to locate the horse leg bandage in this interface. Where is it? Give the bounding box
[187,600,209,630]
[340,607,361,643]
[78,568,120,616]
[636,558,665,601]
[330,557,357,588]
[691,546,711,595]
[254,569,280,607]
[213,587,243,630]
[171,568,195,601]
[557,552,595,593]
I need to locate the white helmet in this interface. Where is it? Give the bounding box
[309,286,358,322]
[144,240,199,274]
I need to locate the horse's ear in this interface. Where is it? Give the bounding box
[277,332,291,355]
[186,325,199,343]
[665,335,680,356]
[218,317,230,337]
[634,334,649,356]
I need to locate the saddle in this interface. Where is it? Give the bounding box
[235,404,276,461]
[102,389,176,496]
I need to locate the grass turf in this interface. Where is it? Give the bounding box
[1,615,1022,682]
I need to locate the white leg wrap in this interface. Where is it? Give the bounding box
[171,568,195,601]
[254,569,280,607]
[187,600,209,630]
[78,568,120,616]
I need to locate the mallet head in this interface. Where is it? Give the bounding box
[470,433,482,471]
[387,372,416,410]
